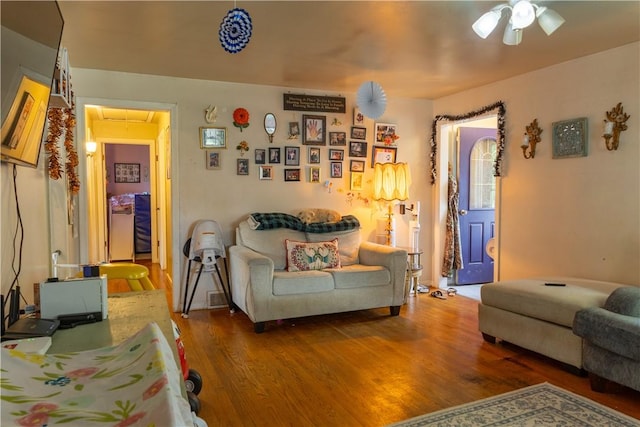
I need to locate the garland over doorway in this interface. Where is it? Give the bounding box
[429,101,506,184]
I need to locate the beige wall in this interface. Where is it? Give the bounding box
[435,42,639,285]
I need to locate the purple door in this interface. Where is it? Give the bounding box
[457,127,496,285]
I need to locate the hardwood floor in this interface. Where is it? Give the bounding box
[125,262,640,426]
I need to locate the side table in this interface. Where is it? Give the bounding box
[403,249,423,298]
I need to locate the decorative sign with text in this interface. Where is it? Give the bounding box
[283,93,346,113]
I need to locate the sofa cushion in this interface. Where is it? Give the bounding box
[237,220,305,270]
[306,229,361,266]
[285,239,341,272]
[273,270,334,295]
[481,278,625,328]
[327,264,390,289]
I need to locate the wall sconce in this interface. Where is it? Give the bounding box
[373,162,411,246]
[603,102,630,151]
[85,141,97,157]
[521,119,542,159]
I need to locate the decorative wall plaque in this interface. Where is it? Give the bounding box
[552,117,588,159]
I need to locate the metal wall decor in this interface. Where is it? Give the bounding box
[522,119,542,159]
[552,118,588,159]
[603,102,630,151]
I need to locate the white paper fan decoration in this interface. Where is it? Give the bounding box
[356,81,387,120]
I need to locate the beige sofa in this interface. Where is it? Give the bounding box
[229,215,408,332]
[478,277,632,373]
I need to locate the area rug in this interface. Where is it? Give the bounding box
[388,382,639,426]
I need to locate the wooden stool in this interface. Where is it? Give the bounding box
[99,263,155,291]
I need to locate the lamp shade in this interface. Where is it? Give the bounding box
[503,21,523,45]
[536,6,565,35]
[510,0,536,29]
[373,162,410,201]
[357,81,387,120]
[472,7,504,38]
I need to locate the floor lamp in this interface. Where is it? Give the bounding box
[373,162,410,246]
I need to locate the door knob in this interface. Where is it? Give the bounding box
[459,209,468,216]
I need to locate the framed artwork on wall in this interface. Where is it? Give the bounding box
[309,167,321,183]
[308,147,321,164]
[330,162,342,178]
[302,114,326,145]
[349,141,367,158]
[284,168,301,181]
[329,149,344,160]
[255,149,266,164]
[285,146,300,166]
[114,163,141,183]
[350,126,366,140]
[205,150,221,170]
[374,123,397,144]
[269,147,281,163]
[353,107,366,126]
[350,160,365,172]
[259,165,273,180]
[371,145,397,167]
[350,172,363,191]
[552,117,589,159]
[200,126,226,148]
[237,158,249,175]
[329,131,347,146]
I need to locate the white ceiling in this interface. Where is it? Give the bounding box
[58,1,639,100]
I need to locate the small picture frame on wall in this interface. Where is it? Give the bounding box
[350,126,366,140]
[329,131,347,146]
[308,147,321,164]
[255,148,266,164]
[350,160,365,172]
[350,172,364,191]
[259,165,273,180]
[114,163,141,183]
[353,107,366,126]
[237,158,249,175]
[285,146,300,166]
[269,147,281,164]
[288,121,300,139]
[309,166,321,183]
[330,162,342,178]
[200,126,226,149]
[349,141,367,158]
[284,168,301,182]
[302,114,326,145]
[329,149,344,160]
[552,117,589,159]
[205,150,221,170]
[371,145,397,167]
[374,123,397,144]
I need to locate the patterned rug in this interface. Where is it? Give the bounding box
[388,383,639,427]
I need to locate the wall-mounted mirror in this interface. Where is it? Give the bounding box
[264,113,276,143]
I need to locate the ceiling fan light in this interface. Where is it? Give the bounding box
[511,0,536,30]
[503,21,523,45]
[536,6,565,35]
[472,8,503,38]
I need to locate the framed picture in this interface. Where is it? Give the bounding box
[371,145,397,167]
[284,168,301,182]
[350,172,364,191]
[269,147,281,164]
[350,126,367,140]
[374,123,397,144]
[353,107,366,126]
[237,158,249,175]
[114,163,140,183]
[255,148,266,164]
[302,114,326,145]
[329,131,347,146]
[308,147,321,164]
[552,117,589,159]
[349,141,367,158]
[309,166,321,183]
[200,126,226,149]
[330,162,342,178]
[259,165,273,180]
[205,150,221,170]
[285,146,300,166]
[288,121,300,139]
[329,149,344,160]
[350,159,365,172]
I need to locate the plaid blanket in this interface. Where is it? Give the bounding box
[248,212,360,233]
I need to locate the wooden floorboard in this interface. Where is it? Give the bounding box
[120,262,639,426]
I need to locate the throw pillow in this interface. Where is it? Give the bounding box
[285,239,341,272]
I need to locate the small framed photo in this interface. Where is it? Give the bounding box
[114,163,140,183]
[309,166,321,183]
[351,126,367,140]
[330,162,342,178]
[371,145,397,167]
[288,121,300,139]
[285,146,300,166]
[349,141,367,158]
[259,165,273,180]
[374,123,397,144]
[353,107,366,126]
[350,159,365,172]
[237,158,249,175]
[552,117,589,159]
[329,131,347,146]
[308,147,321,164]
[302,114,326,145]
[205,150,221,170]
[284,168,301,182]
[269,147,281,164]
[329,149,344,160]
[255,149,266,164]
[200,126,226,149]
[350,172,364,191]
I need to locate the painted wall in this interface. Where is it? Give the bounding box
[434,42,639,285]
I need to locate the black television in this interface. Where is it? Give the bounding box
[0,0,64,168]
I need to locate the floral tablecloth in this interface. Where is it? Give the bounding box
[1,322,193,426]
